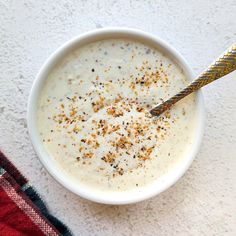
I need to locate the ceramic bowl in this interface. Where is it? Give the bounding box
[27,28,204,204]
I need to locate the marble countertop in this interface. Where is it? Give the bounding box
[0,0,235,235]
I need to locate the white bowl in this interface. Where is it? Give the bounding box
[27,28,204,205]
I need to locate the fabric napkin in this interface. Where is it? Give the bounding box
[0,150,72,236]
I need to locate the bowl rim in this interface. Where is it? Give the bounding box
[27,27,204,205]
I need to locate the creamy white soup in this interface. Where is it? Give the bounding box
[37,39,197,192]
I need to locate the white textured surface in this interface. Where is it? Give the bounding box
[0,0,236,235]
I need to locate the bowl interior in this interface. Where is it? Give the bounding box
[27,28,204,204]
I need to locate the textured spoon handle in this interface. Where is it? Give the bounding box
[150,43,236,116]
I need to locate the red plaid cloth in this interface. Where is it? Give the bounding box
[0,151,71,236]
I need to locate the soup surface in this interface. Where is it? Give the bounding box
[37,39,197,192]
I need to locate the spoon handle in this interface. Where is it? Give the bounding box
[150,43,236,116]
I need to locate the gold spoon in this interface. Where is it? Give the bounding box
[150,43,236,116]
